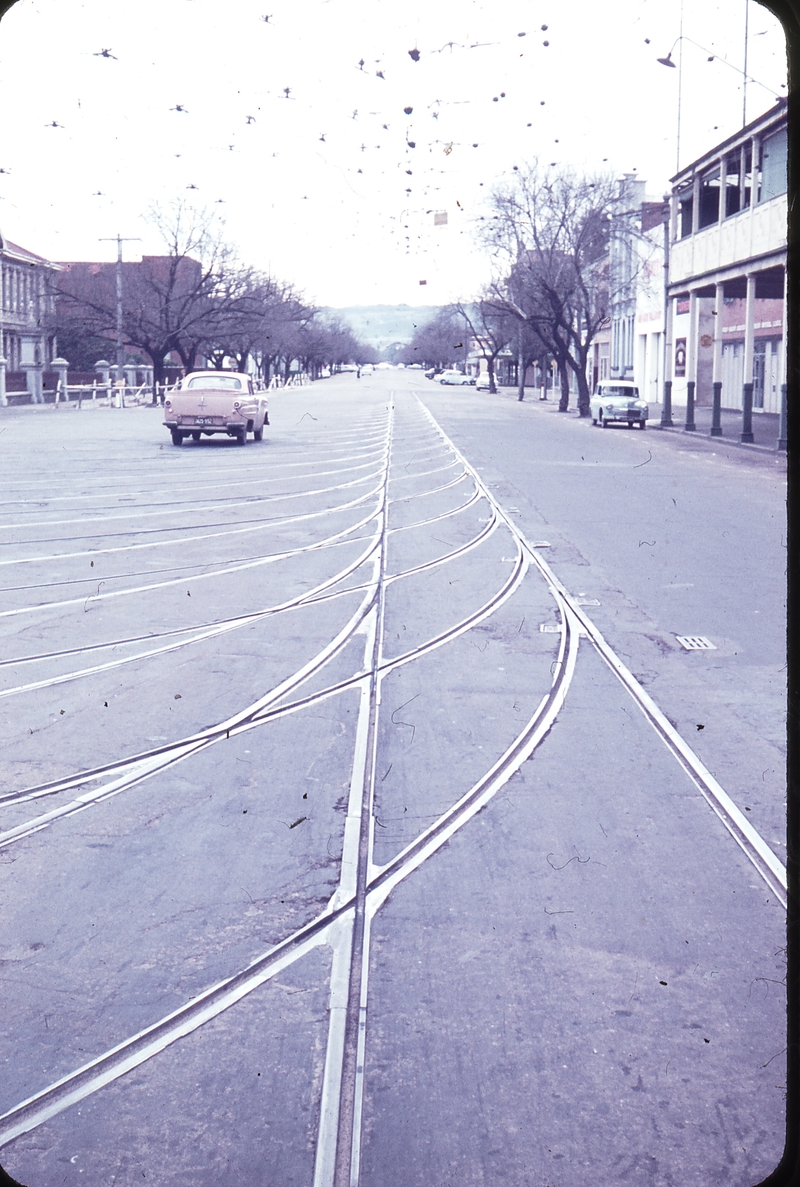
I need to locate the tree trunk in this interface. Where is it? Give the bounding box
[487,356,497,394]
[566,350,592,416]
[557,357,571,412]
[517,345,525,401]
[147,350,166,405]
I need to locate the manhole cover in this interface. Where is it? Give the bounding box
[676,635,716,651]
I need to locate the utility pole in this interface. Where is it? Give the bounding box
[99,234,141,378]
[743,0,749,126]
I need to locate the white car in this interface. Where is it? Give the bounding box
[439,370,474,386]
[590,381,648,429]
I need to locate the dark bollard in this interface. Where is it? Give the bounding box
[711,381,723,436]
[684,381,696,431]
[778,383,787,451]
[660,380,674,427]
[741,382,754,443]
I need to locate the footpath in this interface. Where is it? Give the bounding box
[512,392,786,464]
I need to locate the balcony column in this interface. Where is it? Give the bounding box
[684,289,698,431]
[661,295,674,428]
[711,282,724,436]
[741,273,756,443]
[777,265,787,451]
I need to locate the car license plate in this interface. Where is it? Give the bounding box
[195,417,214,424]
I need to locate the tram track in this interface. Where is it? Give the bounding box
[0,385,782,1182]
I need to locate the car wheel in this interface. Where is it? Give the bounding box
[253,426,263,441]
[639,421,646,430]
[235,429,246,446]
[591,414,597,425]
[171,430,183,446]
[627,422,634,429]
[191,431,201,441]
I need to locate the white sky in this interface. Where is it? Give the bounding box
[0,0,787,309]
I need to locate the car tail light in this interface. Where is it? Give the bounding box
[165,399,171,408]
[233,401,240,409]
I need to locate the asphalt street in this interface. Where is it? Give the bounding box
[0,372,787,1186]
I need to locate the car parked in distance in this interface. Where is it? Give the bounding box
[163,371,269,446]
[590,381,648,429]
[475,373,492,390]
[439,370,475,386]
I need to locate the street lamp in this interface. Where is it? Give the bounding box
[657,30,783,171]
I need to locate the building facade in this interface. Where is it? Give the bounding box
[607,176,666,405]
[0,232,59,403]
[666,99,787,414]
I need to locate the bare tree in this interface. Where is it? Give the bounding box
[401,306,465,370]
[481,161,618,415]
[55,203,246,398]
[456,298,517,393]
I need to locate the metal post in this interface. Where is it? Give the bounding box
[741,381,755,442]
[711,381,723,436]
[777,383,787,451]
[684,380,696,430]
[661,380,674,428]
[99,234,140,381]
[0,355,6,408]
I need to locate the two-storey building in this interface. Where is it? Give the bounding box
[666,99,787,424]
[0,231,60,404]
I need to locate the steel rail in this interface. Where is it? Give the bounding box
[0,575,577,1160]
[415,396,789,909]
[0,478,387,568]
[0,465,387,536]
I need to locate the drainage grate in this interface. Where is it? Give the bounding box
[575,597,600,606]
[676,635,716,651]
[539,623,562,634]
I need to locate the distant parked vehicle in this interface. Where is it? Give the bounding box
[475,373,492,390]
[439,370,474,386]
[590,381,649,429]
[163,371,269,446]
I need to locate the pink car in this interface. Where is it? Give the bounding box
[163,371,269,446]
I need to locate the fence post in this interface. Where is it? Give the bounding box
[95,359,111,404]
[52,358,69,408]
[0,355,6,407]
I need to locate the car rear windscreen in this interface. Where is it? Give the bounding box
[186,375,243,390]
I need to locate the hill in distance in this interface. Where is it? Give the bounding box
[324,304,441,351]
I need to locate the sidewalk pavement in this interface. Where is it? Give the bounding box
[525,394,785,454]
[646,402,784,451]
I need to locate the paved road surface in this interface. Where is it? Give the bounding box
[0,372,787,1186]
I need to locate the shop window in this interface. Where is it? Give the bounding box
[698,167,720,228]
[759,125,787,202]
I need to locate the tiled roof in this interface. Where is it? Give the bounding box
[1,237,59,268]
